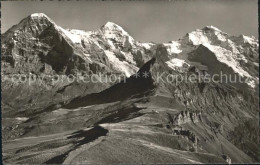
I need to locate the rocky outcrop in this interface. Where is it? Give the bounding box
[172,111,202,125]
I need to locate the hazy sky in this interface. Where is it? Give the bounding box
[1,0,258,43]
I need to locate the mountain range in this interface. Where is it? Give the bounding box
[1,13,259,164]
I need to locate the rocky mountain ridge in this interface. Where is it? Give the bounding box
[2,13,258,84]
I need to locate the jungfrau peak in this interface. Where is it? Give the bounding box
[162,26,258,88]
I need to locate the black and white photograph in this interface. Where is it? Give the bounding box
[1,0,259,164]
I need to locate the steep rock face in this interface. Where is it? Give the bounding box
[2,14,116,75]
[2,14,55,74]
[188,45,256,90]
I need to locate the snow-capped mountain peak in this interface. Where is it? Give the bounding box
[101,21,135,48]
[158,25,258,88]
[2,13,56,42]
[103,21,121,28]
[182,26,228,45]
[30,13,50,19]
[202,25,223,32]
[102,21,127,34]
[27,13,55,26]
[101,21,133,39]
